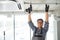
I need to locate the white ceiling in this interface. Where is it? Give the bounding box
[24,0,60,11]
[0,0,60,16]
[0,0,60,11]
[24,0,60,3]
[23,0,60,16]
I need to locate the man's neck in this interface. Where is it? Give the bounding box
[38,27,42,29]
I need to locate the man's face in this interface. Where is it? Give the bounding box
[37,20,43,28]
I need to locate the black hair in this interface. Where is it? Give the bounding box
[37,19,43,23]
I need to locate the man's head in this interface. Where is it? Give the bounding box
[37,19,43,28]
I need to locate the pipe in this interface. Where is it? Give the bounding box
[0,10,55,14]
[13,14,15,40]
[32,10,54,12]
[24,2,60,5]
[4,31,5,40]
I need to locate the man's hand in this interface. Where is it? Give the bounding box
[26,4,32,13]
[45,4,49,12]
[45,4,49,22]
[26,4,32,22]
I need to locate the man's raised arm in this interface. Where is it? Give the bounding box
[26,4,36,31]
[45,4,49,22]
[44,4,49,32]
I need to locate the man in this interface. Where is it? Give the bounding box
[27,4,49,40]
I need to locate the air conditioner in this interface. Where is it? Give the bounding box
[0,1,24,11]
[0,1,24,15]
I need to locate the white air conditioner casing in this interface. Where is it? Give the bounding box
[0,1,24,11]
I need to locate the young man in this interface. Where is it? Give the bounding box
[28,4,49,40]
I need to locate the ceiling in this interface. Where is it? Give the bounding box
[24,0,60,16]
[0,0,60,11]
[0,0,60,16]
[24,0,60,3]
[24,0,60,11]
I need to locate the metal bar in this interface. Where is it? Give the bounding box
[32,10,54,12]
[0,10,55,14]
[13,13,15,40]
[24,2,60,5]
[4,31,5,40]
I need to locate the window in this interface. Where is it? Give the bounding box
[0,15,14,40]
[15,14,30,40]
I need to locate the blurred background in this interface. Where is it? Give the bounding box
[0,0,60,40]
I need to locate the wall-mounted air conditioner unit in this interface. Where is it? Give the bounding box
[0,1,24,11]
[0,1,25,15]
